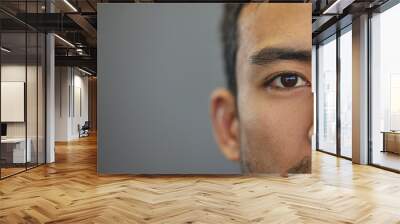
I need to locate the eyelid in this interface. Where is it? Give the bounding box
[263,71,310,88]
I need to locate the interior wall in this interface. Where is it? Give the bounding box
[1,64,38,139]
[1,62,45,170]
[71,72,89,138]
[55,66,89,141]
[55,66,70,141]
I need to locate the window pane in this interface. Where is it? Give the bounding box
[318,36,337,154]
[312,45,317,151]
[371,3,400,171]
[38,32,46,165]
[1,30,28,178]
[27,31,38,169]
[340,28,352,158]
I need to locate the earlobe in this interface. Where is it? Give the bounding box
[227,119,240,160]
[209,88,240,161]
[308,124,313,143]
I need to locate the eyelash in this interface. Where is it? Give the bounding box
[263,71,310,90]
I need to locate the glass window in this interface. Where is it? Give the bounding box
[0,2,46,179]
[38,32,46,165]
[1,30,28,177]
[371,3,400,171]
[339,27,352,158]
[312,45,317,151]
[317,35,337,155]
[27,30,38,169]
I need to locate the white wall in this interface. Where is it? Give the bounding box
[1,63,46,164]
[1,65,27,141]
[1,65,38,138]
[55,66,70,141]
[72,73,89,138]
[55,67,89,141]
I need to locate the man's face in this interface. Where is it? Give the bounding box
[235,3,312,174]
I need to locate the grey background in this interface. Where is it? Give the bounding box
[97,3,241,174]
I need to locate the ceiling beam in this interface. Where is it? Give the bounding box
[66,13,97,47]
[55,55,96,72]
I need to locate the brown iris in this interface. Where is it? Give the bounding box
[280,74,298,87]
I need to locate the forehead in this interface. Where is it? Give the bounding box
[237,3,311,53]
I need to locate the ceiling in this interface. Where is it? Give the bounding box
[0,0,395,74]
[312,0,391,43]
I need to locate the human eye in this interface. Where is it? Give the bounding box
[263,71,310,90]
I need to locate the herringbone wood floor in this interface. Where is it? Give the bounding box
[1,135,400,224]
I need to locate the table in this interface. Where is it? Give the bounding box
[381,131,400,154]
[1,138,31,164]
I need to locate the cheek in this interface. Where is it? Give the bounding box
[238,88,313,171]
[239,101,277,143]
[239,89,313,143]
[273,91,313,139]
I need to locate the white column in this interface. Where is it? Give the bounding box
[46,1,56,163]
[312,45,317,151]
[352,14,369,164]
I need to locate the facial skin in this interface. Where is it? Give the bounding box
[210,3,313,176]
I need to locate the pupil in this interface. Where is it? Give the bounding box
[281,74,298,87]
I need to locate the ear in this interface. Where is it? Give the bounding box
[209,88,240,161]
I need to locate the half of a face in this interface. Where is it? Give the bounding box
[211,3,312,176]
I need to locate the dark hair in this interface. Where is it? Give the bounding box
[221,4,245,96]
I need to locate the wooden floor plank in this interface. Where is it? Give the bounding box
[1,135,400,223]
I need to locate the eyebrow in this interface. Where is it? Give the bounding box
[249,47,311,65]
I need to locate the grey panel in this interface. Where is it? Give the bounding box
[97,3,240,174]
